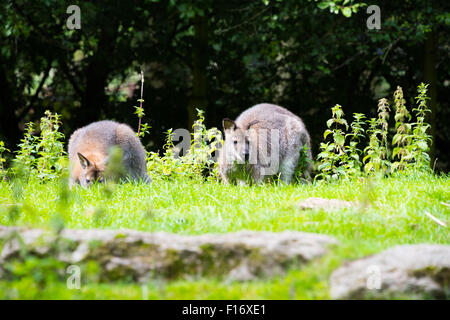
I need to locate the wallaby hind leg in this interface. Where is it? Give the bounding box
[122,160,151,184]
[252,165,274,185]
[301,146,313,181]
[140,174,152,184]
[251,165,264,185]
[115,124,150,184]
[279,154,299,184]
[299,131,313,181]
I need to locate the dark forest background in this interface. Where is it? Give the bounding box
[0,0,449,171]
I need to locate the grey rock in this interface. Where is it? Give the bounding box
[330,245,450,299]
[0,225,338,283]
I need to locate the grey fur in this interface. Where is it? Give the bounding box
[68,120,151,187]
[219,103,312,184]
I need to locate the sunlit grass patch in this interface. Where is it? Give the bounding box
[0,173,448,299]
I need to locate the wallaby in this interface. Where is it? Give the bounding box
[68,120,151,187]
[218,103,312,184]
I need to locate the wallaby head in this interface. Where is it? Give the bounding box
[77,152,107,187]
[222,118,259,164]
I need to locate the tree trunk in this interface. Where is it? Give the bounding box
[0,65,20,147]
[80,62,108,127]
[76,32,114,129]
[187,15,208,129]
[424,30,437,166]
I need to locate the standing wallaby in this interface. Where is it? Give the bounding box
[218,103,312,184]
[68,120,151,187]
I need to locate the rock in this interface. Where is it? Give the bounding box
[330,245,450,299]
[0,225,338,283]
[298,197,358,211]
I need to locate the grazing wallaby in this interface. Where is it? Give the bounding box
[68,120,151,187]
[218,103,312,184]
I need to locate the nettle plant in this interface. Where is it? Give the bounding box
[147,109,223,181]
[294,144,313,183]
[316,104,349,181]
[363,99,392,174]
[134,71,151,139]
[188,109,223,179]
[391,86,412,171]
[13,111,66,181]
[410,83,432,171]
[36,111,66,179]
[390,83,432,172]
[363,118,384,173]
[317,82,433,181]
[15,122,37,176]
[316,107,368,182]
[345,112,366,176]
[377,98,390,162]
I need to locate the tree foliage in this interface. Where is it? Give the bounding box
[0,0,448,170]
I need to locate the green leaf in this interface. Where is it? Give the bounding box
[342,7,352,18]
[392,148,400,157]
[417,141,428,151]
[392,134,401,145]
[317,2,331,10]
[317,152,328,159]
[324,129,333,139]
[318,162,330,171]
[334,132,345,146]
[362,155,370,163]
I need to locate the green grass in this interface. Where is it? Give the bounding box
[0,173,449,299]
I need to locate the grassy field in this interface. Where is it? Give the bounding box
[0,173,449,299]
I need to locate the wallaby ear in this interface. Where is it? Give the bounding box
[77,152,91,169]
[222,118,236,131]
